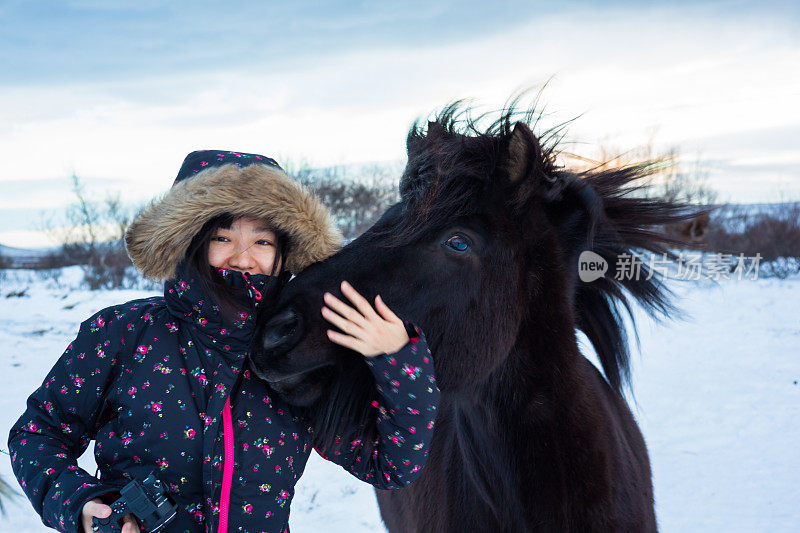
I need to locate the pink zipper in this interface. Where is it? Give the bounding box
[218,396,234,533]
[241,272,263,301]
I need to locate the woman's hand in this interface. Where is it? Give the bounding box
[321,281,409,358]
[81,498,140,533]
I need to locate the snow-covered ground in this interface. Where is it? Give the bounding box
[0,268,798,531]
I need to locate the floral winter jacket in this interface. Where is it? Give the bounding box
[8,264,440,533]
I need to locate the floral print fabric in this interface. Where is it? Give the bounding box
[8,263,440,533]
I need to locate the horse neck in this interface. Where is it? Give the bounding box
[443,295,592,521]
[454,311,586,433]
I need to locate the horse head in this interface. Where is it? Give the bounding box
[250,103,701,459]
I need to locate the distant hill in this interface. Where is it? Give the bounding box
[0,243,59,257]
[0,243,61,268]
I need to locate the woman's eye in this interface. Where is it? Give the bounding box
[444,235,470,252]
[256,240,274,246]
[212,236,230,243]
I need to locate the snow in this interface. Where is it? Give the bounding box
[0,269,798,532]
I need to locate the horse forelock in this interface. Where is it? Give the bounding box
[395,102,562,247]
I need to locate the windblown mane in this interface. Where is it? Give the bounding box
[388,101,706,391]
[570,164,709,390]
[300,358,380,458]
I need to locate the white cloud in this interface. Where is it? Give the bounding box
[0,2,798,234]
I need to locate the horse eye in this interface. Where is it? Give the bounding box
[444,235,470,252]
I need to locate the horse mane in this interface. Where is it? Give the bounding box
[301,356,380,459]
[567,165,710,391]
[392,100,708,392]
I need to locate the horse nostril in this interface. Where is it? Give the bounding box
[261,308,300,352]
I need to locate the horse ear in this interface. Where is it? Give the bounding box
[406,120,448,158]
[406,128,423,157]
[506,122,534,183]
[427,120,448,138]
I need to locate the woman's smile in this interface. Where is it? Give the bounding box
[207,216,281,275]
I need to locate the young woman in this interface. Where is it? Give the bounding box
[8,151,440,533]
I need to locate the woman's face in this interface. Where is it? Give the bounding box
[207,216,281,276]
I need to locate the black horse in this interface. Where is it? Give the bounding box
[251,103,701,531]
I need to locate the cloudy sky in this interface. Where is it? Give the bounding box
[1,0,798,247]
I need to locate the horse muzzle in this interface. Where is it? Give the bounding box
[250,307,303,382]
[260,307,301,354]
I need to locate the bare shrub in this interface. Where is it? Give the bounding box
[37,267,65,288]
[0,475,17,514]
[42,174,142,289]
[289,162,400,240]
[649,155,718,207]
[706,202,800,278]
[566,142,718,206]
[36,250,80,269]
[564,142,718,253]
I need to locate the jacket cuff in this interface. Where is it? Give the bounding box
[43,470,116,533]
[365,322,425,370]
[364,322,436,393]
[403,320,421,343]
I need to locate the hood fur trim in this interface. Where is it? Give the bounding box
[126,163,342,280]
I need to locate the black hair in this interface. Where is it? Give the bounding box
[186,213,290,322]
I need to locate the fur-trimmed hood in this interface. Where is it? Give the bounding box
[126,162,342,280]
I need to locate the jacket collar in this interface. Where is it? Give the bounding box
[164,262,280,358]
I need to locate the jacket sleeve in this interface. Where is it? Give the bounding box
[8,307,127,532]
[318,323,440,489]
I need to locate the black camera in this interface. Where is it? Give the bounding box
[91,472,177,533]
